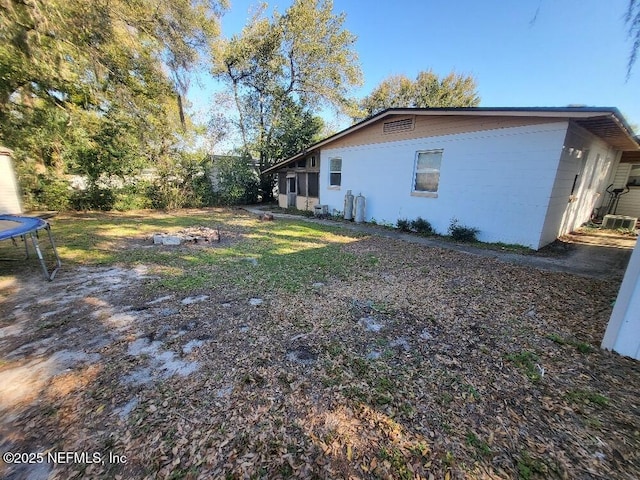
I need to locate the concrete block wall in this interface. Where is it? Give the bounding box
[319,122,568,248]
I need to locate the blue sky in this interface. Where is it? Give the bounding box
[188,0,640,140]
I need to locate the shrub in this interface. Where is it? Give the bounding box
[396,218,412,232]
[411,217,434,235]
[35,176,72,211]
[113,184,152,211]
[190,173,216,207]
[448,218,479,242]
[146,182,184,210]
[214,155,260,205]
[148,152,216,210]
[70,187,115,211]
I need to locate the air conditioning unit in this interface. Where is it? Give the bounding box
[602,214,637,230]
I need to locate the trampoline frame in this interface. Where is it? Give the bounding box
[0,215,62,280]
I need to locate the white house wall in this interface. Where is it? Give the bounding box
[0,148,22,215]
[602,238,640,360]
[319,122,568,248]
[610,162,631,190]
[539,123,619,247]
[615,189,640,218]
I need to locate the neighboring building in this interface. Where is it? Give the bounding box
[0,147,22,214]
[264,107,640,249]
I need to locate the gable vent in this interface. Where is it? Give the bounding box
[383,117,414,134]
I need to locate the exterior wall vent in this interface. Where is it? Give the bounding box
[383,117,414,134]
[602,214,637,230]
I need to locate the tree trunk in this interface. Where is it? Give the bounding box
[258,150,274,202]
[177,94,186,129]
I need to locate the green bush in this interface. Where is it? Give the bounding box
[214,155,260,205]
[397,218,411,232]
[113,184,152,211]
[35,175,72,211]
[411,217,434,235]
[147,151,221,209]
[448,218,479,242]
[70,187,115,211]
[191,173,216,207]
[146,182,183,210]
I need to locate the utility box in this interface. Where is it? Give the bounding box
[314,204,328,217]
[0,147,22,214]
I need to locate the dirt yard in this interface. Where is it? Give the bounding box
[0,209,638,479]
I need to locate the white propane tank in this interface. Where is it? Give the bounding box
[354,193,365,223]
[344,190,354,220]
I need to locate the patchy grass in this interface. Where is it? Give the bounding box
[466,240,535,254]
[548,332,594,353]
[505,350,542,382]
[517,450,549,479]
[0,209,367,294]
[566,389,610,408]
[465,431,492,458]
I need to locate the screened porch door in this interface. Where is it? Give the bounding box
[287,176,296,207]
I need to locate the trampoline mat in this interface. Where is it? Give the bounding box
[0,215,47,240]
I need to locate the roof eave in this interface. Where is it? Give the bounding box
[262,107,639,174]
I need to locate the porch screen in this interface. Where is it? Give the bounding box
[297,173,307,196]
[278,173,286,195]
[308,173,319,197]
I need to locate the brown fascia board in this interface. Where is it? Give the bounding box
[621,151,640,163]
[262,107,638,174]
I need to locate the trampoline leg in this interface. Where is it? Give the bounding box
[22,234,29,259]
[29,233,49,280]
[29,229,60,281]
[45,225,62,279]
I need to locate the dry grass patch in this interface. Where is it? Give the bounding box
[0,209,638,479]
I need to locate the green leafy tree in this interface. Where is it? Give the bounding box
[148,151,216,210]
[212,0,362,200]
[262,99,325,164]
[0,0,226,208]
[213,155,260,205]
[358,70,480,119]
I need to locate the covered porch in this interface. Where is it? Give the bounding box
[275,152,321,212]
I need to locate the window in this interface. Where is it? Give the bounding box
[329,158,342,187]
[310,156,317,168]
[413,150,442,194]
[278,173,287,195]
[308,173,319,197]
[296,159,306,168]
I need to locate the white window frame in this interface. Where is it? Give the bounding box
[329,157,342,188]
[411,149,442,198]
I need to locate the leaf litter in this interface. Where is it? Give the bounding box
[0,228,639,479]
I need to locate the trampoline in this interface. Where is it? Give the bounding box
[0,215,61,280]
